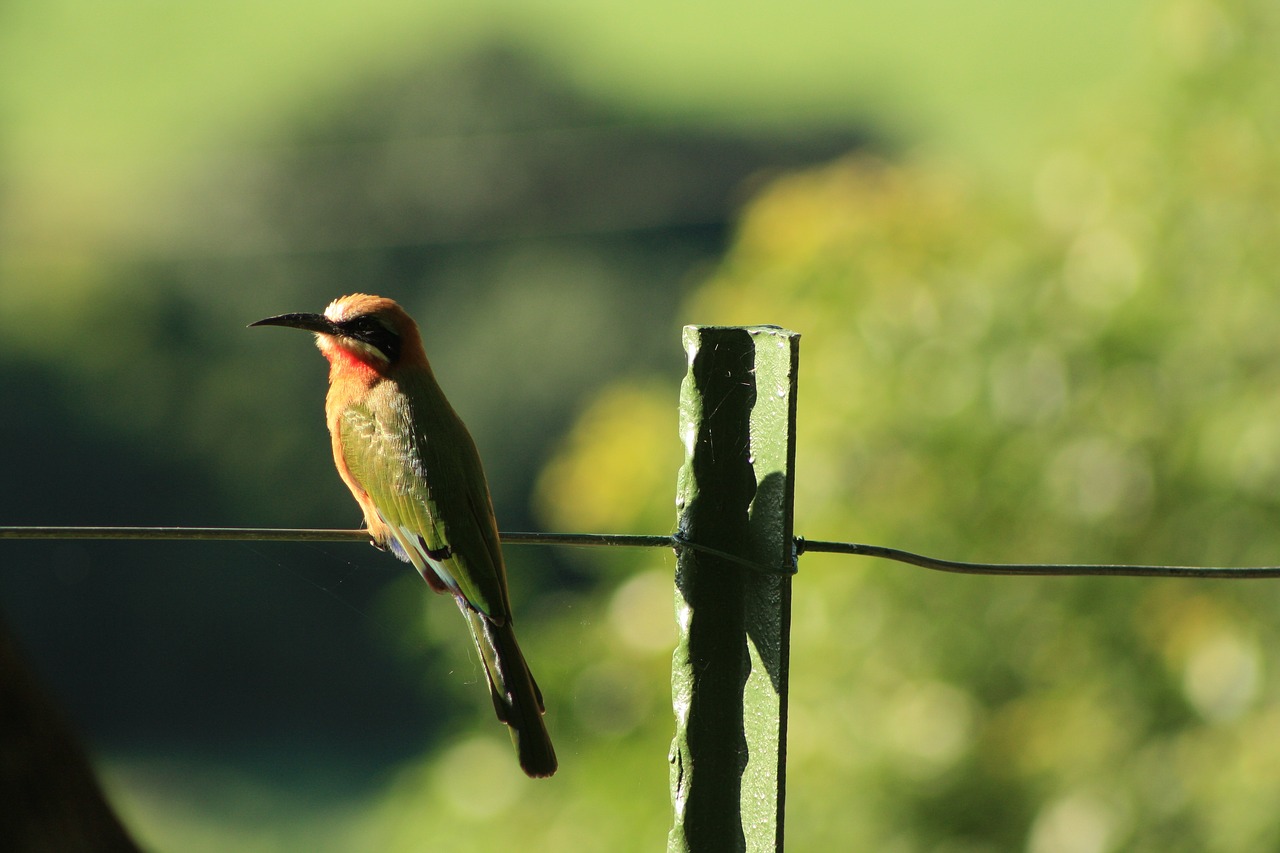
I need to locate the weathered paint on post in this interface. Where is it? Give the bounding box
[669,325,799,853]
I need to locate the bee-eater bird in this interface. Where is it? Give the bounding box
[251,294,556,777]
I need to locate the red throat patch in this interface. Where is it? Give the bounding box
[320,337,384,379]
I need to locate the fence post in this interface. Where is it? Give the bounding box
[669,325,800,853]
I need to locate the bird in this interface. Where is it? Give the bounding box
[251,293,557,777]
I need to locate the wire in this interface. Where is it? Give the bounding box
[504,531,673,549]
[0,526,372,542]
[797,538,1280,579]
[5,526,1280,579]
[0,526,674,549]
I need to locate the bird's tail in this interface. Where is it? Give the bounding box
[460,606,558,778]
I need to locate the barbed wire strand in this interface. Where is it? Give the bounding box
[3,526,1280,579]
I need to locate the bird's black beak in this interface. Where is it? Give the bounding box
[249,312,340,335]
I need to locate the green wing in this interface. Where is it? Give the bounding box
[338,376,509,620]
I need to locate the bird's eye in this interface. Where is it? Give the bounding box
[341,315,402,362]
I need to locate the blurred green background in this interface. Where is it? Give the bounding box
[4,0,1278,850]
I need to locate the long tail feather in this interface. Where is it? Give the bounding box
[458,604,557,777]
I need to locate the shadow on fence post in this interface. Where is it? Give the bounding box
[669,325,800,853]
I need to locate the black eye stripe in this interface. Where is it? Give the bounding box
[338,316,402,363]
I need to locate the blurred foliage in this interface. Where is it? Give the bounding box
[515,1,1280,851]
[0,0,1141,257]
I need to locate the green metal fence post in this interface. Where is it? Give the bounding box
[669,325,800,853]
